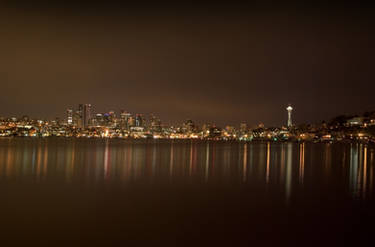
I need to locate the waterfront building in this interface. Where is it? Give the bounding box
[135,114,145,128]
[150,114,162,133]
[120,111,131,130]
[83,104,91,128]
[183,119,195,134]
[67,109,73,125]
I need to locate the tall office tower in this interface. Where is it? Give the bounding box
[150,114,162,133]
[120,110,126,129]
[78,104,83,117]
[76,104,83,128]
[135,114,144,127]
[286,105,293,127]
[108,111,115,119]
[120,110,131,130]
[83,104,91,128]
[240,123,247,134]
[108,111,116,126]
[125,112,132,130]
[128,116,135,128]
[94,113,103,126]
[75,104,83,128]
[67,109,73,125]
[73,111,81,128]
[202,123,211,133]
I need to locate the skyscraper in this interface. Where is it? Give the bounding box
[240,123,247,132]
[107,111,116,127]
[128,116,135,128]
[78,104,84,116]
[150,114,162,133]
[76,104,84,128]
[67,109,73,125]
[120,110,131,130]
[286,105,293,127]
[135,114,144,127]
[83,104,91,128]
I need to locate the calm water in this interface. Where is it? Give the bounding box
[0,138,374,246]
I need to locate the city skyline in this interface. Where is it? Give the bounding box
[2,102,375,144]
[1,102,375,128]
[4,102,297,127]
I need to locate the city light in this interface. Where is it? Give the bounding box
[0,104,374,144]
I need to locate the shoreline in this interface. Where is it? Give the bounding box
[1,136,374,146]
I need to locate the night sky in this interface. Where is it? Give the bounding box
[1,1,374,127]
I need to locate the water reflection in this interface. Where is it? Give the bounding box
[348,143,375,199]
[205,142,209,182]
[169,142,174,178]
[350,144,359,196]
[243,143,247,182]
[363,146,367,198]
[280,143,285,184]
[266,142,270,184]
[0,138,374,200]
[285,143,293,204]
[299,143,305,184]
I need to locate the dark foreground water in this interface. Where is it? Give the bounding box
[0,138,374,246]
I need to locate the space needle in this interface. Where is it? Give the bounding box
[286,105,293,127]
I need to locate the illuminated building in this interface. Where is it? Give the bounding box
[76,104,84,128]
[286,105,293,127]
[120,111,131,130]
[83,104,91,128]
[135,114,145,128]
[95,113,104,126]
[150,114,162,133]
[128,116,135,128]
[240,123,247,132]
[73,111,82,128]
[225,126,235,136]
[108,111,116,123]
[208,126,222,139]
[240,123,247,136]
[183,119,195,133]
[102,113,112,126]
[67,109,73,125]
[120,110,126,128]
[347,117,364,126]
[78,104,83,117]
[202,123,211,132]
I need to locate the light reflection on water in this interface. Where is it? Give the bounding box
[0,138,374,200]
